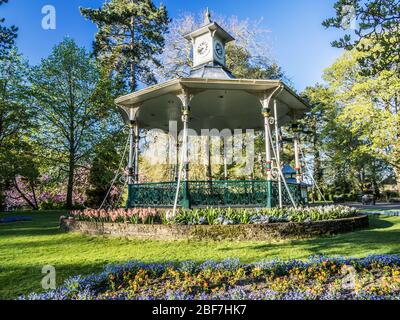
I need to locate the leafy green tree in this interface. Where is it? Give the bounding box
[30,38,117,209]
[323,0,400,76]
[323,46,400,193]
[226,44,285,80]
[86,134,125,208]
[302,44,399,197]
[0,48,33,210]
[5,146,41,210]
[301,85,333,200]
[0,0,18,56]
[80,0,170,92]
[301,80,392,200]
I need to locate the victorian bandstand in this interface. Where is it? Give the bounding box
[115,12,310,210]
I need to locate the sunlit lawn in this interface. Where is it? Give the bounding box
[1,210,399,299]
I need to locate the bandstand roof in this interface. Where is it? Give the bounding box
[115,78,309,134]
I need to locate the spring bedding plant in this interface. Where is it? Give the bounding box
[70,208,164,224]
[69,206,359,225]
[20,255,400,300]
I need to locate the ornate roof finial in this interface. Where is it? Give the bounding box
[204,7,212,24]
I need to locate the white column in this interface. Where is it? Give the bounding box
[294,135,302,184]
[174,139,180,181]
[274,99,283,208]
[127,109,136,185]
[181,104,191,208]
[263,106,272,181]
[173,89,192,213]
[205,135,212,182]
[262,97,273,208]
[134,124,139,183]
[223,151,228,180]
[182,112,189,182]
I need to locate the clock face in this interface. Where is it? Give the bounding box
[197,41,209,56]
[214,41,224,58]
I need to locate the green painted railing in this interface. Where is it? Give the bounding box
[272,181,305,207]
[128,181,180,207]
[127,180,305,208]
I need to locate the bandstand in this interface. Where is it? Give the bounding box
[115,11,309,209]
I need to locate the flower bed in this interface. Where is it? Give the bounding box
[21,255,400,300]
[64,206,367,241]
[70,206,359,225]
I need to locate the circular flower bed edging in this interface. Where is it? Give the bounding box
[60,215,369,241]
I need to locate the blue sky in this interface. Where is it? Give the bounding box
[1,0,345,92]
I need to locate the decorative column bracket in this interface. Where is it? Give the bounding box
[292,123,302,184]
[126,106,140,209]
[127,107,140,185]
[292,123,304,205]
[134,124,140,184]
[262,97,272,208]
[177,88,194,209]
[259,86,284,208]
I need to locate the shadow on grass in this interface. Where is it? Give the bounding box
[369,218,394,229]
[215,216,400,257]
[235,216,400,257]
[0,261,114,300]
[0,212,63,238]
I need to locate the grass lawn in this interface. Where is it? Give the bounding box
[1,211,400,299]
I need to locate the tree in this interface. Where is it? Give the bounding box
[0,49,32,147]
[301,78,393,200]
[322,45,400,194]
[86,134,125,208]
[225,44,285,80]
[80,0,170,92]
[301,85,333,200]
[0,0,18,56]
[0,48,33,210]
[4,151,40,211]
[30,38,116,209]
[323,0,400,76]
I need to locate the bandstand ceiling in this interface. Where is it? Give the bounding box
[115,78,309,134]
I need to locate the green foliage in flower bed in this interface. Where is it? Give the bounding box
[171,206,358,225]
[21,255,400,300]
[70,206,359,225]
[70,208,165,224]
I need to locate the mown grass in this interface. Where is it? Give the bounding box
[1,210,399,299]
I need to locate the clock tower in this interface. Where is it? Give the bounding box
[184,8,235,79]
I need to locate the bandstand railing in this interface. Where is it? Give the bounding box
[127,180,305,208]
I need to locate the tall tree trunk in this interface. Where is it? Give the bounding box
[311,117,323,201]
[66,103,75,209]
[66,62,76,209]
[30,180,39,210]
[130,16,136,92]
[66,152,75,209]
[0,184,4,212]
[14,178,39,210]
[394,167,400,196]
[206,136,212,183]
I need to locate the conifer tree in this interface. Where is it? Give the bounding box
[0,0,18,56]
[81,0,170,92]
[323,0,400,76]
